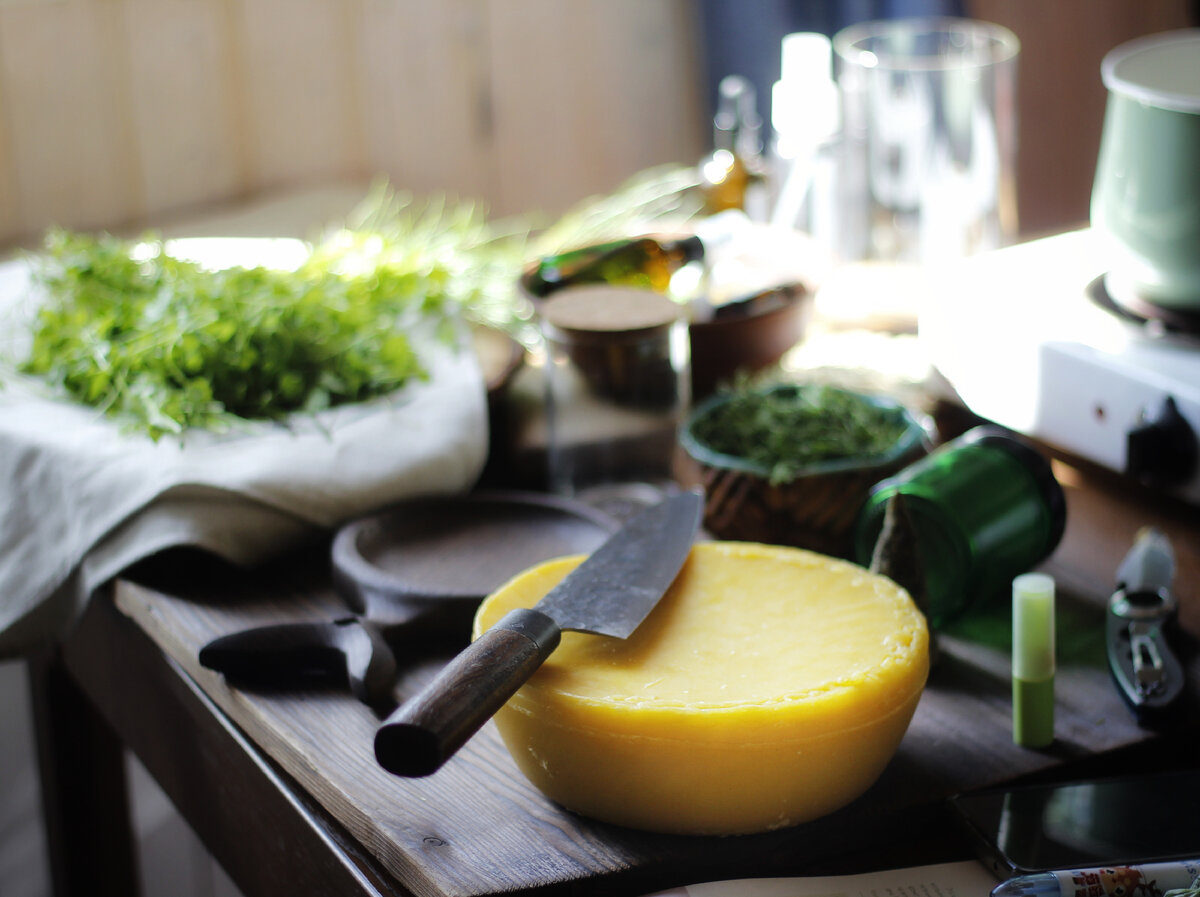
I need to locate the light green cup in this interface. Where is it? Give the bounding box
[1091,29,1200,311]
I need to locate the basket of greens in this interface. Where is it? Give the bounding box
[679,381,928,558]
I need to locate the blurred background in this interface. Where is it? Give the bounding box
[0,1,1197,896]
[0,0,1194,251]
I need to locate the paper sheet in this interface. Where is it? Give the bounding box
[647,860,999,897]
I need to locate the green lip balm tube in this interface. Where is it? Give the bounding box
[1012,572,1056,747]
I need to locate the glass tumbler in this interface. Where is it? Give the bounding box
[833,17,1020,264]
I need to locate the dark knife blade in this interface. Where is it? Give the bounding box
[374,489,703,777]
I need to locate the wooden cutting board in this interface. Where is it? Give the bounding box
[111,472,1190,897]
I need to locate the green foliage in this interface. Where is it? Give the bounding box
[21,227,434,440]
[691,383,912,485]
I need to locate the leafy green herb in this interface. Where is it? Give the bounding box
[690,383,911,485]
[20,228,435,439]
[326,183,526,338]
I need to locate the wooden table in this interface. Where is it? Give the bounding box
[29,439,1200,897]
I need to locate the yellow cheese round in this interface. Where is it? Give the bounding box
[473,541,929,836]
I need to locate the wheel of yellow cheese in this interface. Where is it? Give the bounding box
[473,540,930,836]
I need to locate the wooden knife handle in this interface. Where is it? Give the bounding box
[374,608,561,777]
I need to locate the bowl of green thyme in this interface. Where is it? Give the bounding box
[679,382,928,558]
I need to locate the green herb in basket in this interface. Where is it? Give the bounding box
[689,384,912,485]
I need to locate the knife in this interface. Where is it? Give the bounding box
[374,489,703,777]
[1106,526,1185,725]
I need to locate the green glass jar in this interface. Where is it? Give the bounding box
[853,426,1067,629]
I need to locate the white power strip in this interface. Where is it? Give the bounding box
[920,229,1200,505]
[1035,339,1200,503]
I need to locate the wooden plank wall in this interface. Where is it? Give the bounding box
[0,0,707,247]
[967,0,1195,237]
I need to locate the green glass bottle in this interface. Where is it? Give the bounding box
[527,235,705,298]
[853,426,1067,629]
[700,74,769,218]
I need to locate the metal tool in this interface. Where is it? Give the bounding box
[1106,527,1186,724]
[373,489,703,777]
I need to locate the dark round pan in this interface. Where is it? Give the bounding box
[331,491,620,618]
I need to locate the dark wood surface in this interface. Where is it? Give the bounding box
[47,587,401,897]
[65,450,1199,897]
[29,647,142,897]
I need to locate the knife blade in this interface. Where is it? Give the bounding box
[374,489,703,777]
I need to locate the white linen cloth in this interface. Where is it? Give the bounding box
[0,250,490,657]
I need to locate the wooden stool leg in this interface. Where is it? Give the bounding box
[28,649,142,897]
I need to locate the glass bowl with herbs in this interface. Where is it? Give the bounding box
[679,382,928,558]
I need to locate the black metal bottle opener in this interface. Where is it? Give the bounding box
[1106,527,1186,725]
